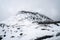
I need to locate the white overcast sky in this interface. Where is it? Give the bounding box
[0,0,60,21]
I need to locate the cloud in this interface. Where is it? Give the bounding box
[0,0,60,21]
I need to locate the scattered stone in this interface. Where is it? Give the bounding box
[11,36,15,38]
[0,23,5,28]
[2,29,5,31]
[7,25,9,27]
[52,30,54,32]
[41,29,50,31]
[4,32,6,34]
[20,33,23,36]
[56,32,60,37]
[17,28,20,30]
[0,36,3,40]
[4,35,6,37]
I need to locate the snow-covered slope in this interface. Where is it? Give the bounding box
[0,11,60,40]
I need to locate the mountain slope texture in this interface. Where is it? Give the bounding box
[0,11,60,40]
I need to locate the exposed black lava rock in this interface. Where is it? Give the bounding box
[2,29,5,32]
[41,29,50,31]
[35,35,53,40]
[0,36,3,40]
[17,28,20,30]
[3,35,6,37]
[20,33,23,36]
[56,32,60,37]
[11,36,15,38]
[0,23,5,28]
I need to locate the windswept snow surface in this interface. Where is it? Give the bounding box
[0,11,60,40]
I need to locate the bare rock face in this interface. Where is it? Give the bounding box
[0,11,60,40]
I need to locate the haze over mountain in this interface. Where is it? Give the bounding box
[0,0,60,21]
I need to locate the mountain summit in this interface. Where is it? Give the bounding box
[0,11,60,40]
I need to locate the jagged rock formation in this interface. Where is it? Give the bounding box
[0,11,60,40]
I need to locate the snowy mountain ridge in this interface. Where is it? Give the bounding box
[0,11,60,40]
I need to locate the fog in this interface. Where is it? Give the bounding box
[0,0,60,21]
